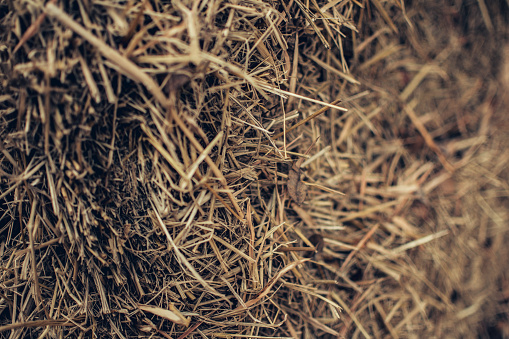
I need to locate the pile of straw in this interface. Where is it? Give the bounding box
[1,0,508,338]
[0,0,357,337]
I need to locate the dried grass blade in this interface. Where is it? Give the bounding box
[138,303,190,327]
[370,0,398,33]
[340,223,380,272]
[271,99,343,141]
[258,84,348,112]
[308,54,360,84]
[338,200,399,223]
[331,292,371,339]
[26,201,47,318]
[78,55,100,103]
[0,317,85,332]
[403,102,454,172]
[186,131,223,182]
[13,0,56,53]
[392,230,449,254]
[212,235,255,263]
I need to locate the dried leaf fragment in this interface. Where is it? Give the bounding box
[138,303,190,327]
[164,71,191,96]
[304,233,325,258]
[288,158,307,205]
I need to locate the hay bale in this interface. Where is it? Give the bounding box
[0,1,356,337]
[1,0,508,338]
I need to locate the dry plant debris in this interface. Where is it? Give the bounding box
[288,156,307,206]
[0,0,355,337]
[1,0,509,338]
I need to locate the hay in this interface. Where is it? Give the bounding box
[0,0,356,337]
[1,0,508,338]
